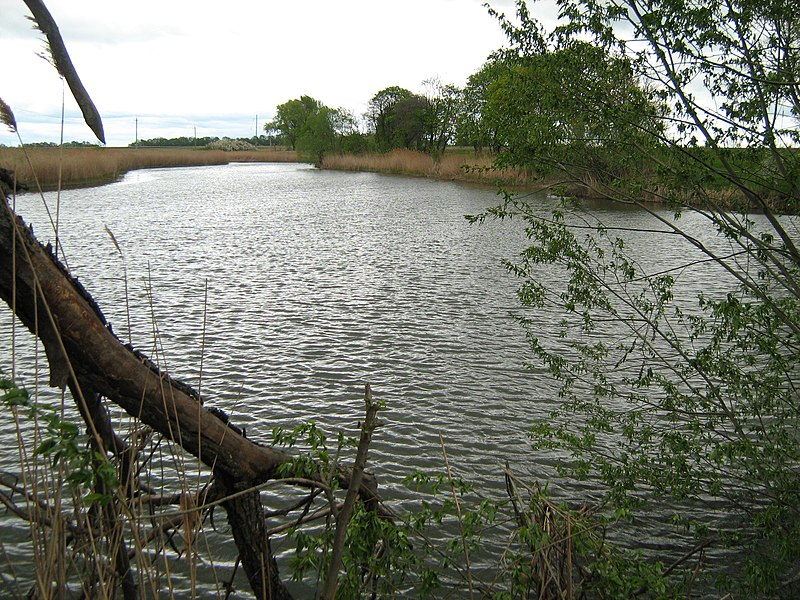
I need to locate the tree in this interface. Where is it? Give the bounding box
[366,86,415,151]
[329,107,370,153]
[296,105,336,165]
[267,97,364,164]
[367,82,463,155]
[264,95,323,150]
[421,78,463,156]
[476,0,800,595]
[390,94,430,150]
[475,33,664,182]
[457,58,509,153]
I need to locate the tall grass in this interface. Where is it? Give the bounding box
[1,146,550,195]
[0,147,298,192]
[0,265,253,597]
[0,140,667,598]
[321,149,544,189]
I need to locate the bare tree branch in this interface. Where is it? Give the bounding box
[22,0,105,143]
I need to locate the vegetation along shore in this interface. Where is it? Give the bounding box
[0,145,298,192]
[2,143,567,197]
[2,0,799,596]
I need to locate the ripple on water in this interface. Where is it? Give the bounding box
[0,163,757,593]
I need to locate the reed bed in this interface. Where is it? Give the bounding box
[322,149,540,189]
[0,146,298,192]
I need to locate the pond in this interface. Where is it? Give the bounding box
[0,162,749,595]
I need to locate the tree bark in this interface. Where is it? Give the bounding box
[0,195,297,597]
[218,474,294,600]
[0,197,291,482]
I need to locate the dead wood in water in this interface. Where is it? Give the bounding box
[0,191,381,598]
[0,2,382,596]
[0,188,294,597]
[0,196,290,483]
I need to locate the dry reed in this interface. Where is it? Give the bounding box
[322,149,541,189]
[0,146,298,192]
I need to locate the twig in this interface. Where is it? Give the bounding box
[440,433,474,598]
[22,0,105,143]
[223,556,240,600]
[267,502,344,536]
[631,537,713,597]
[319,384,381,600]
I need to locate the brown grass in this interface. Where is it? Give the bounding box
[0,146,298,192]
[321,149,544,189]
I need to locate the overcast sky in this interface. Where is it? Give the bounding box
[0,0,533,147]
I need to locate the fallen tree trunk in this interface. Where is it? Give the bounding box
[0,197,292,482]
[0,192,306,597]
[0,4,382,595]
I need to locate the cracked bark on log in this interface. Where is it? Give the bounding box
[0,196,292,483]
[0,193,297,598]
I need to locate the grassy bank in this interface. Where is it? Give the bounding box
[321,148,545,189]
[0,146,299,192]
[321,149,797,212]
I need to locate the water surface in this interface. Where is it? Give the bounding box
[0,162,755,594]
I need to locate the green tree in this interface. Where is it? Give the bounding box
[482,35,663,181]
[421,78,462,156]
[295,107,334,166]
[264,95,323,150]
[327,107,369,153]
[367,86,415,151]
[390,94,429,150]
[266,97,362,164]
[477,0,800,595]
[457,58,509,153]
[367,82,463,155]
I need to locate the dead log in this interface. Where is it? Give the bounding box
[0,189,387,599]
[218,474,293,600]
[1,3,384,595]
[0,196,291,482]
[0,193,297,598]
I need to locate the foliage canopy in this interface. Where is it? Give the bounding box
[471,0,800,595]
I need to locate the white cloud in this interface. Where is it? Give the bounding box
[0,0,513,146]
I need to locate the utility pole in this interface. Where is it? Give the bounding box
[255,114,258,140]
[135,117,138,146]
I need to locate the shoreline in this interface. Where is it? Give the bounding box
[320,148,552,192]
[1,145,550,195]
[0,146,299,193]
[2,146,779,214]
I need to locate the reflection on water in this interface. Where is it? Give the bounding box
[0,162,752,594]
[3,164,556,491]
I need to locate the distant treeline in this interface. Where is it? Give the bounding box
[264,51,663,170]
[130,135,281,148]
[11,140,102,148]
